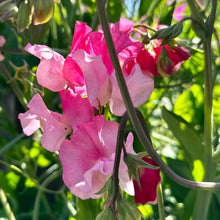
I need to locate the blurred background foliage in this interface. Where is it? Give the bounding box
[0,0,220,219]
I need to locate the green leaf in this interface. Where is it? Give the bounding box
[106,0,122,23]
[174,84,204,125]
[162,107,205,172]
[213,84,220,125]
[138,0,153,18]
[76,198,103,220]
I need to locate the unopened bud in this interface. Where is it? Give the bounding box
[17,0,33,32]
[151,21,183,45]
[95,206,114,220]
[156,47,174,77]
[33,0,54,25]
[118,199,142,220]
[0,0,18,21]
[124,153,158,187]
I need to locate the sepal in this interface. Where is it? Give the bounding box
[124,153,159,187]
[151,22,183,45]
[117,199,142,220]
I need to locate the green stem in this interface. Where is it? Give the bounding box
[33,170,61,220]
[0,62,27,109]
[191,0,217,219]
[111,112,129,219]
[157,184,165,220]
[0,133,25,155]
[0,188,16,220]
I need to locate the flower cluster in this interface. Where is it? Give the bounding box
[18,18,189,204]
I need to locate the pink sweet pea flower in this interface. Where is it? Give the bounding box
[109,63,154,116]
[59,115,135,199]
[18,88,94,152]
[63,18,135,87]
[173,4,186,21]
[133,157,161,205]
[154,45,190,77]
[0,36,6,61]
[25,43,67,91]
[69,49,112,107]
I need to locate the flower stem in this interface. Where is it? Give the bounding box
[157,184,165,220]
[192,0,217,219]
[0,62,27,110]
[0,187,16,220]
[111,112,129,218]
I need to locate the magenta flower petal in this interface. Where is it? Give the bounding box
[109,64,154,116]
[60,88,94,130]
[25,43,66,91]
[133,157,161,205]
[173,4,186,21]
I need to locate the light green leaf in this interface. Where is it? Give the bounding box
[162,107,205,172]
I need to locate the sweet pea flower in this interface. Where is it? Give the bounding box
[0,35,6,61]
[154,45,190,77]
[109,63,154,116]
[63,18,135,87]
[59,115,135,199]
[18,88,94,152]
[25,43,67,91]
[133,157,161,205]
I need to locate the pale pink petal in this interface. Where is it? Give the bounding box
[70,49,112,107]
[18,111,41,136]
[36,58,66,91]
[109,64,154,116]
[119,132,135,195]
[59,116,119,199]
[19,94,72,152]
[25,43,66,91]
[26,94,51,118]
[41,115,71,152]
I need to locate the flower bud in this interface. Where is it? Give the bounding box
[117,199,142,220]
[95,206,114,220]
[33,0,54,25]
[124,152,158,187]
[17,0,33,32]
[151,21,183,45]
[0,0,18,21]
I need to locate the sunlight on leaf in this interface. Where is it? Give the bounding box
[213,84,220,125]
[6,171,20,190]
[192,160,204,182]
[29,147,40,158]
[138,204,153,219]
[25,178,36,188]
[37,154,51,167]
